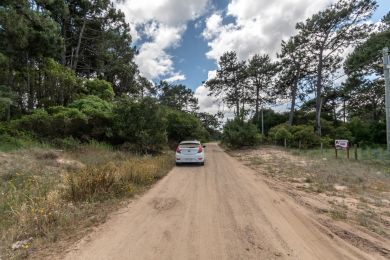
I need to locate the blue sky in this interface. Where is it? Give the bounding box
[176,0,389,91]
[119,0,389,113]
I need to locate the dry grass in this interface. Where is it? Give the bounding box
[230,146,390,240]
[0,144,174,259]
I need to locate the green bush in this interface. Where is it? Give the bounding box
[268,124,320,148]
[290,125,320,148]
[83,79,114,101]
[11,96,113,142]
[222,119,261,148]
[368,121,386,144]
[335,125,353,141]
[113,97,167,153]
[11,109,54,137]
[165,109,208,143]
[68,96,113,140]
[275,127,292,143]
[346,117,370,144]
[268,124,291,143]
[51,137,81,150]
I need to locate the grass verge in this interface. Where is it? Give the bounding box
[0,143,174,259]
[230,146,390,241]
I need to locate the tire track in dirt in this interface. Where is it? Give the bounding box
[63,143,382,260]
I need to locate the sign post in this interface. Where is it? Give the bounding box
[335,140,349,159]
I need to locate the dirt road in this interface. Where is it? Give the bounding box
[64,143,380,260]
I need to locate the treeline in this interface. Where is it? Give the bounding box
[0,0,220,152]
[206,0,390,148]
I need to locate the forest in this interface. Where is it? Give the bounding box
[0,0,390,151]
[0,0,221,153]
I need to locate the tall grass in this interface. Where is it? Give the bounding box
[64,155,173,202]
[0,145,174,258]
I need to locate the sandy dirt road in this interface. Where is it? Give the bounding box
[64,143,380,260]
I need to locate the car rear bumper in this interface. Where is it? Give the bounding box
[176,154,204,163]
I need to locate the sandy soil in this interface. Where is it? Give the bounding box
[63,143,383,260]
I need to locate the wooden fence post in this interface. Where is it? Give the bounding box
[321,143,323,155]
[354,144,358,160]
[284,138,287,148]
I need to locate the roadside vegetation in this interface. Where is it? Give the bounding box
[1,0,389,258]
[0,143,174,259]
[0,1,222,258]
[230,146,390,256]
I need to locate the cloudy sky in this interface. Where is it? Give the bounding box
[119,0,389,114]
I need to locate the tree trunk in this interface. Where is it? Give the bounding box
[72,17,86,71]
[343,99,346,123]
[315,51,324,136]
[255,84,260,123]
[234,83,240,118]
[288,76,299,126]
[61,18,67,66]
[6,103,10,121]
[261,107,264,136]
[26,55,34,111]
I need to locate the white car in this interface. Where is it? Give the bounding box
[176,140,205,166]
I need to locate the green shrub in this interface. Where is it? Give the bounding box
[335,125,353,141]
[11,109,54,137]
[51,137,81,150]
[11,96,113,141]
[346,117,370,144]
[113,97,167,153]
[83,79,114,101]
[268,124,321,148]
[268,124,291,143]
[222,119,261,148]
[165,109,208,143]
[290,125,320,148]
[0,133,38,151]
[368,121,386,144]
[68,96,113,140]
[275,127,292,142]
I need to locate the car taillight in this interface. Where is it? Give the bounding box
[197,145,203,153]
[176,146,181,153]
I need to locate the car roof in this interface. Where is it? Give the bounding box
[180,140,200,144]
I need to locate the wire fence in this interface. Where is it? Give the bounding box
[277,141,390,163]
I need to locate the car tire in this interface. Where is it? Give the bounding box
[199,162,205,166]
[176,162,181,166]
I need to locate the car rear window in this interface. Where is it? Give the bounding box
[179,143,199,148]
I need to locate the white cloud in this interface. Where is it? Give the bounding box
[198,0,338,116]
[202,13,224,40]
[164,73,186,83]
[134,24,184,79]
[203,0,335,61]
[118,0,210,81]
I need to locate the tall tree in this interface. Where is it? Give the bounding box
[0,0,63,112]
[39,0,138,95]
[296,0,376,135]
[157,81,199,112]
[277,36,310,125]
[205,51,247,119]
[246,54,278,124]
[345,11,390,76]
[343,11,390,123]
